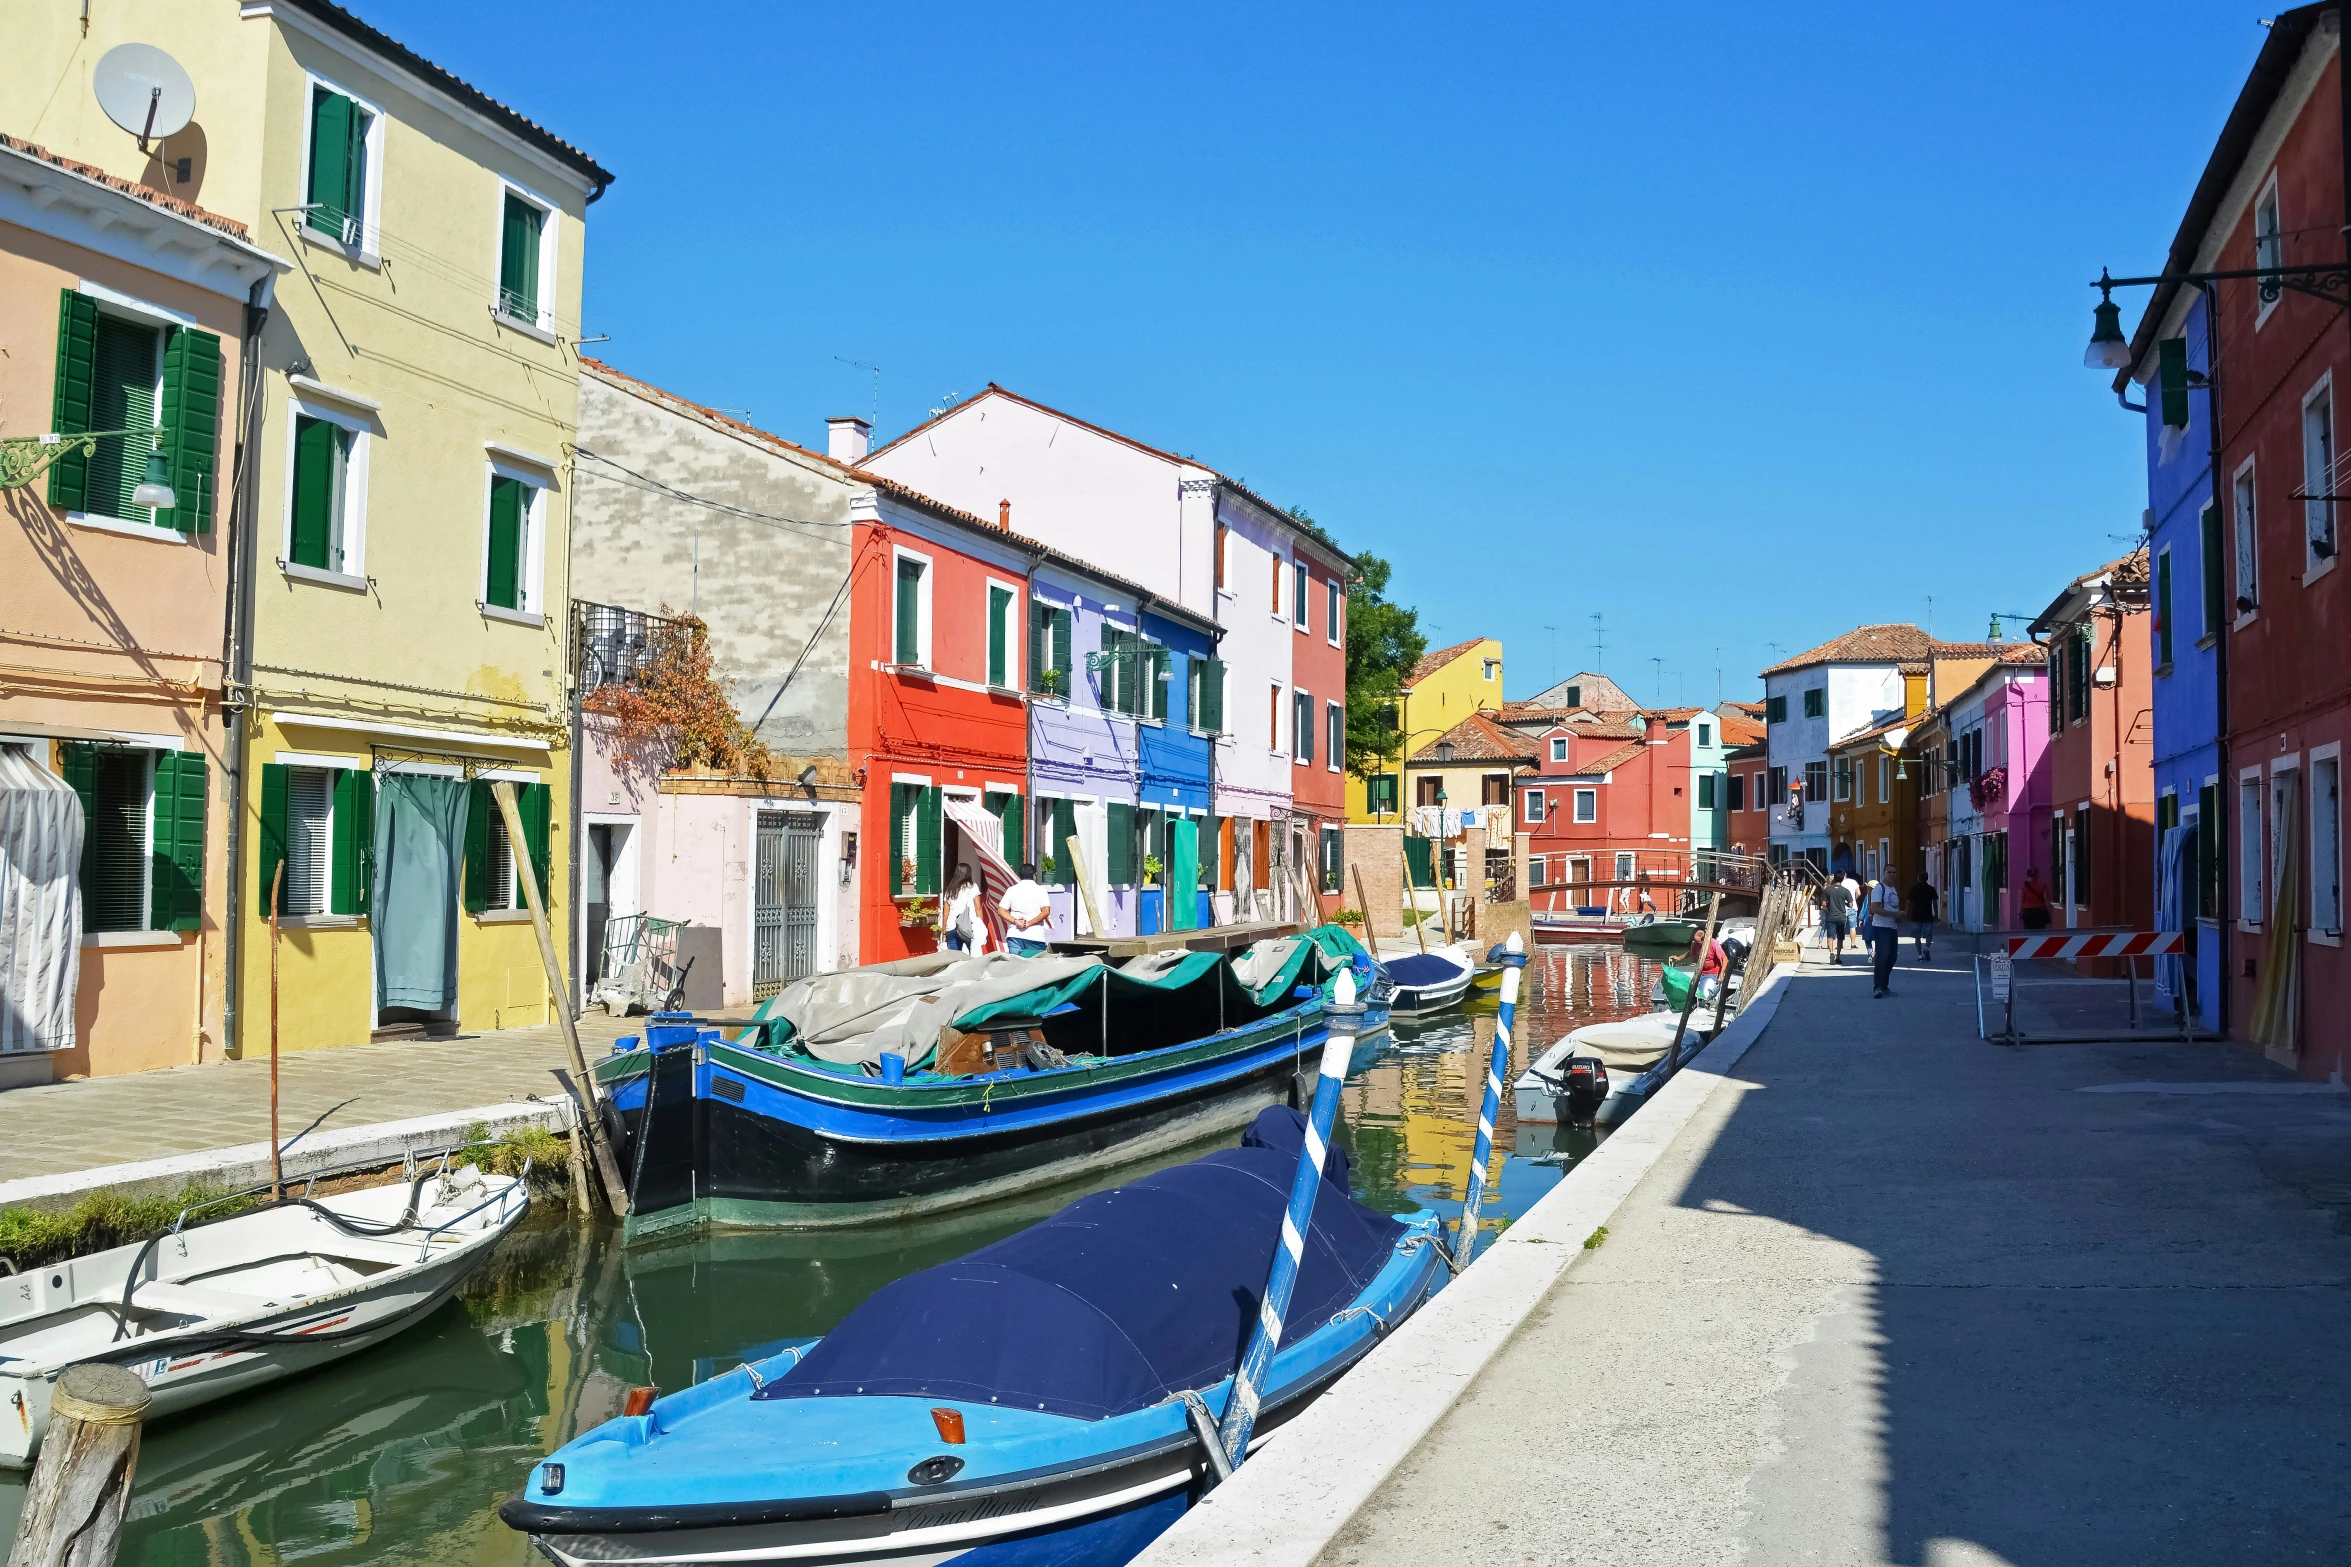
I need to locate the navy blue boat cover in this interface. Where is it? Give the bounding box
[1384,953,1469,987]
[759,1109,1405,1420]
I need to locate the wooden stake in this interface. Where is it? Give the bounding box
[1064,834,1105,939]
[1401,841,1427,955]
[490,780,630,1219]
[1662,891,1725,1083]
[7,1363,150,1567]
[268,860,283,1202]
[1351,864,1380,959]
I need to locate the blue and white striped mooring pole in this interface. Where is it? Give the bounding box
[1217,968,1363,1472]
[1454,930,1527,1271]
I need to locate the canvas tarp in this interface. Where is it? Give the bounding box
[747,952,1102,1068]
[374,773,468,1012]
[0,746,81,1055]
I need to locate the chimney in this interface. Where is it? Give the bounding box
[826,416,872,466]
[999,499,1012,531]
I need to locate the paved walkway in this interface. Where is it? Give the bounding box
[1319,942,2351,1565]
[0,1015,656,1184]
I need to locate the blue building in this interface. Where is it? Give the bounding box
[2130,291,2223,1031]
[1139,606,1217,933]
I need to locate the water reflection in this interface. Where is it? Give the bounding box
[6,942,1658,1565]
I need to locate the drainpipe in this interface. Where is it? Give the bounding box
[2199,280,2230,1037]
[217,276,272,1060]
[1023,543,1042,872]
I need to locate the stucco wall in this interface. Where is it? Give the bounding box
[1213,492,1294,824]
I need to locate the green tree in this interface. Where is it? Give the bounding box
[1344,552,1426,779]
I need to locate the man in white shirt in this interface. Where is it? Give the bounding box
[1866,876,1903,998]
[998,863,1053,957]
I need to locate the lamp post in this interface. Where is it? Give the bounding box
[1,428,178,511]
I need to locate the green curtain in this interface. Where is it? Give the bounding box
[1168,818,1199,931]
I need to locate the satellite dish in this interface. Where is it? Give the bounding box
[94,44,195,150]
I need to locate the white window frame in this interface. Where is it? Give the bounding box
[1877,754,1890,804]
[1523,787,1546,826]
[2311,744,2342,943]
[281,395,372,590]
[298,71,388,264]
[984,576,1023,690]
[891,545,935,669]
[492,177,561,340]
[1550,737,1567,762]
[2233,456,2260,626]
[2303,372,2337,581]
[2253,172,2283,330]
[2240,767,2266,929]
[65,294,173,541]
[1325,700,1343,773]
[1270,552,1286,620]
[1269,680,1285,757]
[1292,687,1312,765]
[479,461,548,625]
[1293,561,1310,633]
[1573,788,1597,823]
[1614,851,1635,881]
[1326,579,1342,647]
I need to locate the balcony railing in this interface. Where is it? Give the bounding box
[575,602,687,692]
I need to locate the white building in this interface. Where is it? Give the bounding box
[1761,625,1934,871]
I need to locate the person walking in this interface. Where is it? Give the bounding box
[942,866,986,954]
[998,863,1053,956]
[1867,874,1903,997]
[1822,874,1853,963]
[1907,872,1939,961]
[2019,867,2052,931]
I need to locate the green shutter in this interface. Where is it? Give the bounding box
[1405,835,1434,888]
[988,585,1011,687]
[1298,692,1313,764]
[916,786,942,895]
[1199,658,1224,735]
[2158,338,2190,429]
[888,783,910,897]
[2157,551,2174,667]
[2199,783,2220,921]
[1052,798,1078,887]
[308,89,355,238]
[463,780,493,912]
[997,791,1023,867]
[88,315,159,523]
[2201,504,2224,637]
[159,327,222,534]
[1106,802,1135,885]
[521,782,552,907]
[290,415,338,569]
[331,767,373,915]
[1150,646,1169,722]
[485,476,524,610]
[257,762,290,920]
[895,558,923,665]
[1052,609,1073,689]
[61,743,98,930]
[48,290,99,512]
[1028,597,1047,694]
[149,751,207,932]
[500,193,541,322]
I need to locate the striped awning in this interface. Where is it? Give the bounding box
[0,745,81,1055]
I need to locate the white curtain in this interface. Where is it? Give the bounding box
[0,747,82,1055]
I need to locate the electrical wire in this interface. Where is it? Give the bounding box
[570,447,856,535]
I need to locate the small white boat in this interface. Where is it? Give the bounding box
[1383,946,1477,1014]
[1513,1012,1718,1128]
[0,1162,529,1467]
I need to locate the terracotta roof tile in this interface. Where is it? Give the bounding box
[1761,624,1936,675]
[1411,637,1489,685]
[0,134,249,237]
[1719,714,1766,746]
[1407,711,1537,765]
[1580,740,1648,774]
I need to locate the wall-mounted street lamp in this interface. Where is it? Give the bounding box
[2084,260,2351,372]
[1,428,176,510]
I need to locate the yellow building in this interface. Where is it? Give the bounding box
[5,3,611,1053]
[1349,636,1504,822]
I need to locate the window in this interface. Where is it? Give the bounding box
[1766,694,1787,724]
[2074,806,2092,905]
[1294,690,1312,764]
[1270,683,1284,752]
[1697,722,1711,747]
[1097,628,1152,717]
[256,761,368,919]
[497,189,553,330]
[2241,775,2265,924]
[1036,795,1078,887]
[1320,824,1344,894]
[1877,754,1890,804]
[2201,502,2224,638]
[1804,760,1829,802]
[1564,685,1582,708]
[1294,561,1310,628]
[888,782,943,896]
[288,412,360,573]
[1803,688,1825,719]
[2233,461,2259,618]
[1148,641,1171,722]
[2305,379,2338,568]
[1368,774,1398,813]
[2254,175,2283,322]
[282,766,333,916]
[1614,852,1634,881]
[1728,773,1746,812]
[1326,701,1343,772]
[1482,773,1509,806]
[2050,814,2067,906]
[2199,781,2221,922]
[1416,775,1442,807]
[1215,523,1228,590]
[47,293,222,535]
[2156,547,2174,669]
[1187,654,1225,733]
[1833,758,1853,802]
[1698,773,1717,810]
[462,779,550,912]
[1530,858,1547,887]
[1271,554,1283,616]
[1524,787,1546,824]
[2048,643,2065,734]
[1326,580,1341,645]
[1573,788,1597,823]
[1028,599,1073,698]
[482,470,545,616]
[893,552,929,666]
[1483,659,1500,681]
[986,584,1017,688]
[305,82,377,249]
[1767,765,1787,804]
[2297,755,2334,932]
[1550,737,1567,762]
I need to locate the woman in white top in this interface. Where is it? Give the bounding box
[943,866,987,954]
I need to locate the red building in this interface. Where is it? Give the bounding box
[1289,533,1350,916]
[1723,732,1771,860]
[847,487,1032,963]
[1509,709,1691,910]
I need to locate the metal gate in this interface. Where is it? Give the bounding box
[754,811,823,999]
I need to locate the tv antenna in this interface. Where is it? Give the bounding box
[1650,656,1665,705]
[94,44,194,153]
[1590,612,1605,674]
[834,356,881,427]
[1543,624,1558,683]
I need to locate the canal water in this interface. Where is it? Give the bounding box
[2,942,1665,1565]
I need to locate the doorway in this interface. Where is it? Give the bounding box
[754,811,822,999]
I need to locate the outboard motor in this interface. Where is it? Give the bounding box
[1720,933,1751,977]
[1560,1055,1610,1125]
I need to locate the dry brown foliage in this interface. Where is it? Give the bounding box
[583,610,774,781]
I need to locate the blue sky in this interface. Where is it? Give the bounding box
[379,0,2266,704]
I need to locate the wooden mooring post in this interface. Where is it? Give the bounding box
[7,1364,151,1567]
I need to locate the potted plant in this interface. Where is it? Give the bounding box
[1035,667,1065,699]
[1332,906,1366,936]
[1142,854,1163,887]
[896,895,938,930]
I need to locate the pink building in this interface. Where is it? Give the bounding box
[1931,651,2054,932]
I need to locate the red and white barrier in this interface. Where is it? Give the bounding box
[2004,931,2185,960]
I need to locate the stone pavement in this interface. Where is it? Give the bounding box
[1316,941,2351,1564]
[0,1014,654,1186]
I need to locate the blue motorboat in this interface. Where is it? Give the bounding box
[501,1108,1445,1566]
[597,927,1388,1238]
